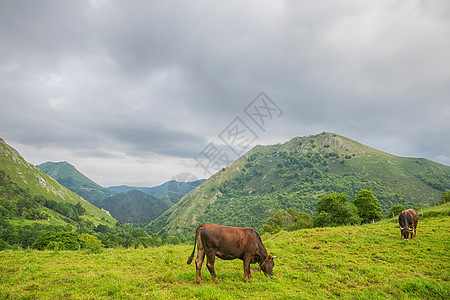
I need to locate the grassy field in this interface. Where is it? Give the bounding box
[1,204,449,299]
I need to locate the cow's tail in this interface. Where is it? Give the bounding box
[187,226,199,265]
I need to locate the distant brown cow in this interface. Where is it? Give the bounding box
[187,223,277,284]
[399,209,419,240]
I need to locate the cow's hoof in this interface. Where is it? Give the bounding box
[213,278,220,284]
[244,277,249,283]
[197,279,203,285]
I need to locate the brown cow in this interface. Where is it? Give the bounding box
[187,223,277,284]
[399,209,419,240]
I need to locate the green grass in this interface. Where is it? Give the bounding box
[1,204,449,299]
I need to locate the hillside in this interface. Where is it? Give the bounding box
[92,190,169,224]
[36,161,114,203]
[1,203,449,299]
[0,138,115,228]
[148,132,450,235]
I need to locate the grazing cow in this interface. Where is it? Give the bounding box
[398,209,419,240]
[187,223,277,284]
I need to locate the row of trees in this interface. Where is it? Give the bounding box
[314,190,382,227]
[29,224,187,252]
[263,189,383,233]
[263,190,450,234]
[0,218,188,251]
[94,222,187,248]
[0,170,186,251]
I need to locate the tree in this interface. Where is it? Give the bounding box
[284,208,313,231]
[351,190,383,223]
[262,210,284,234]
[440,191,450,205]
[313,211,332,228]
[78,234,104,252]
[75,202,86,215]
[314,193,360,227]
[262,208,313,233]
[389,204,405,217]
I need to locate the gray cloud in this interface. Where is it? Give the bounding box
[1,0,449,186]
[102,120,207,158]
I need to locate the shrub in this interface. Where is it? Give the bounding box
[78,233,104,252]
[32,231,82,251]
[46,241,65,251]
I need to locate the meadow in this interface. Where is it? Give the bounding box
[1,204,449,299]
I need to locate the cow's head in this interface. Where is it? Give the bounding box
[260,254,278,277]
[400,226,413,240]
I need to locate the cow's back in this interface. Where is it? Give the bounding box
[399,209,419,227]
[407,209,419,225]
[198,223,259,259]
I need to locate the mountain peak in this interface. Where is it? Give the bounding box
[36,160,114,202]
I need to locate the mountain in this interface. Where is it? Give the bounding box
[36,161,114,203]
[93,190,169,224]
[107,179,206,204]
[37,161,205,223]
[148,132,450,235]
[0,138,115,227]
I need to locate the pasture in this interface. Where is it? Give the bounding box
[1,205,449,299]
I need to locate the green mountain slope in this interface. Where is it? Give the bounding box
[94,190,170,224]
[0,138,115,227]
[148,132,450,235]
[36,161,114,203]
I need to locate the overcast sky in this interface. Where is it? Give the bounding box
[1,0,449,187]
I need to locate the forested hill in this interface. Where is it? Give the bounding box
[148,132,450,235]
[91,190,169,224]
[36,161,114,203]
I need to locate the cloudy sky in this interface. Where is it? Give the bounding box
[1,0,449,187]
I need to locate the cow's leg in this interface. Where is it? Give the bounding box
[243,255,252,283]
[195,249,205,284]
[205,251,219,284]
